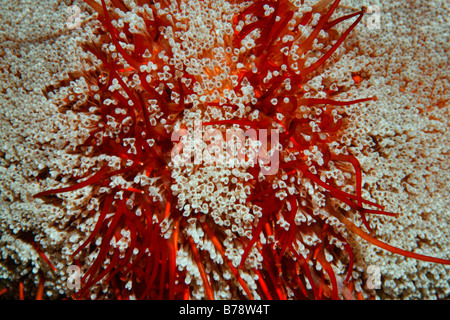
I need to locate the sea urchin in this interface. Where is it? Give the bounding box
[32,0,450,300]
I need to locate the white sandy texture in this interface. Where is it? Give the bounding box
[0,0,448,299]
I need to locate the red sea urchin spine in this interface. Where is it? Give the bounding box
[32,0,450,300]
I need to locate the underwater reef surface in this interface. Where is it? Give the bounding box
[0,0,448,300]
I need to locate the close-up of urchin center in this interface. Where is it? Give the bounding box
[0,0,449,301]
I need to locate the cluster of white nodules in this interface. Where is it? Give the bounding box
[155,0,271,299]
[2,0,448,301]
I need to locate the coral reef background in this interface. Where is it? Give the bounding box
[0,0,448,299]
